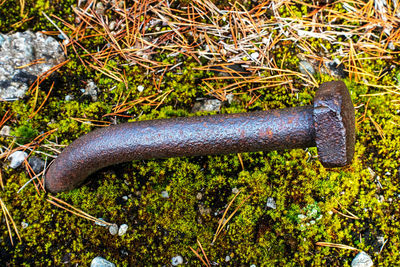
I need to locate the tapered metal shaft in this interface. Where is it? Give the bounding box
[46,106,315,192]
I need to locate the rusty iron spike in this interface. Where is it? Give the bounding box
[45,81,355,193]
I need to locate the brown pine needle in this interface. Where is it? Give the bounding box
[237,153,244,170]
[197,240,211,267]
[30,81,55,119]
[189,245,210,267]
[0,198,21,246]
[47,195,113,226]
[212,190,253,244]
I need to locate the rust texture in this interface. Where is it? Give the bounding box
[45,81,355,193]
[313,81,355,167]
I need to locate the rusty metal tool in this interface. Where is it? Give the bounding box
[45,81,355,193]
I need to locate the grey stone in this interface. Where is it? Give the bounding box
[299,61,315,76]
[90,256,116,267]
[118,224,128,236]
[171,255,184,266]
[0,34,5,47]
[0,125,10,136]
[28,156,45,174]
[351,251,373,267]
[8,151,28,169]
[191,99,222,113]
[109,224,118,235]
[0,31,64,101]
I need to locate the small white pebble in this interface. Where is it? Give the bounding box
[266,197,277,209]
[196,192,203,200]
[91,256,116,267]
[351,251,373,267]
[118,224,128,236]
[171,255,183,266]
[232,187,239,194]
[21,222,29,229]
[388,41,395,50]
[250,265,256,267]
[137,85,144,92]
[298,214,307,220]
[122,196,128,201]
[161,190,169,198]
[8,151,28,169]
[250,52,259,60]
[225,256,231,262]
[109,224,119,235]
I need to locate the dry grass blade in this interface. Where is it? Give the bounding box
[47,195,113,226]
[71,117,112,127]
[316,242,360,251]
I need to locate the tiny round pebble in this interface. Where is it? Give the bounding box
[351,251,373,267]
[21,222,29,229]
[171,255,184,266]
[137,85,144,92]
[109,224,119,235]
[118,224,128,236]
[161,191,169,198]
[250,52,259,60]
[225,256,231,262]
[266,197,276,209]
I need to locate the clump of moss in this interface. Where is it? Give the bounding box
[1,0,400,266]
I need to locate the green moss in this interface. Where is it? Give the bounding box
[0,0,400,265]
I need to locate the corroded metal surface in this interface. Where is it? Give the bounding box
[45,107,315,192]
[313,81,355,167]
[45,81,355,193]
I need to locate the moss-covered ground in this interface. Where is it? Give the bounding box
[0,0,400,265]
